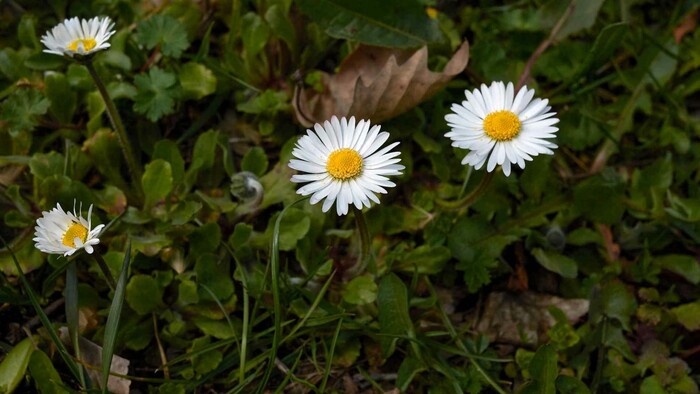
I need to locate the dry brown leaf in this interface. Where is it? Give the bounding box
[475,291,589,346]
[674,10,698,43]
[294,42,469,126]
[59,327,131,394]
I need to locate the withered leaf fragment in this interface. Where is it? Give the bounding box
[294,41,469,126]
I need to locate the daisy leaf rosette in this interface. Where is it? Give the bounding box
[289,116,404,216]
[445,81,559,176]
[41,16,116,57]
[33,202,105,256]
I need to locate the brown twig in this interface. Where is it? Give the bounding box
[24,298,65,329]
[152,313,170,379]
[516,0,576,90]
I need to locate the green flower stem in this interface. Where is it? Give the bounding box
[92,252,117,291]
[435,171,495,211]
[83,58,144,205]
[66,261,87,389]
[347,207,370,277]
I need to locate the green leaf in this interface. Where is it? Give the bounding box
[520,344,558,394]
[236,89,290,115]
[28,350,69,394]
[142,159,173,209]
[342,275,378,305]
[671,301,700,331]
[190,337,222,375]
[377,273,413,357]
[102,241,131,393]
[125,274,163,315]
[241,12,270,58]
[654,254,700,284]
[555,0,606,39]
[179,62,217,100]
[170,201,202,225]
[264,207,310,251]
[136,14,190,58]
[195,253,234,301]
[0,88,49,136]
[44,72,76,124]
[29,152,64,182]
[133,67,179,122]
[265,4,298,54]
[396,356,426,392]
[241,146,269,176]
[394,245,451,274]
[0,336,34,394]
[556,376,591,394]
[177,279,199,305]
[193,318,237,340]
[573,23,629,80]
[152,140,185,186]
[296,0,442,48]
[596,281,637,331]
[189,222,221,256]
[532,248,578,278]
[573,171,625,224]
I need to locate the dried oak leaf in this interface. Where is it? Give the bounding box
[294,41,469,126]
[475,291,589,346]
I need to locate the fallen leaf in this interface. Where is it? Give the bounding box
[294,41,469,126]
[475,291,589,345]
[59,327,131,394]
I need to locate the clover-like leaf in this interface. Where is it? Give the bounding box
[133,67,179,121]
[136,15,190,58]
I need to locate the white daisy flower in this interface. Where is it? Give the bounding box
[445,81,559,176]
[289,116,404,216]
[41,16,116,57]
[33,201,105,256]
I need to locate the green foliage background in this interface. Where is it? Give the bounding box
[1,0,699,392]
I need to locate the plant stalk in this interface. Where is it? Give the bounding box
[436,171,495,211]
[346,207,370,277]
[83,58,144,205]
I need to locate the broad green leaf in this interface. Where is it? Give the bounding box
[29,152,64,181]
[179,62,217,100]
[193,318,237,339]
[189,222,222,255]
[190,337,222,375]
[44,72,76,124]
[0,88,49,136]
[520,344,557,394]
[170,201,202,225]
[28,350,68,394]
[241,146,269,176]
[555,0,606,39]
[342,275,378,305]
[142,159,173,209]
[573,171,625,224]
[394,245,451,274]
[195,253,234,301]
[377,273,413,356]
[556,376,591,394]
[178,279,199,305]
[654,254,700,284]
[671,302,700,331]
[125,274,162,315]
[573,23,629,80]
[532,248,578,278]
[265,4,298,54]
[133,67,179,122]
[0,336,34,394]
[296,0,442,48]
[241,12,270,58]
[136,15,190,58]
[264,207,310,251]
[153,140,185,186]
[84,130,128,190]
[396,356,426,392]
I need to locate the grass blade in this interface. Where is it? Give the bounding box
[0,235,82,382]
[101,240,131,393]
[256,197,308,393]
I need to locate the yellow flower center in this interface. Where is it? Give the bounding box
[67,38,97,52]
[62,222,88,248]
[426,7,439,19]
[326,148,363,180]
[483,110,521,141]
